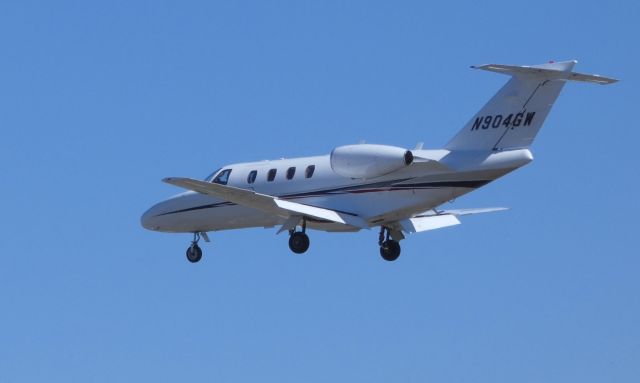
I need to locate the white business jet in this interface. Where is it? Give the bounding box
[141,60,616,263]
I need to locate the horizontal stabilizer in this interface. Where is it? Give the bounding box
[400,215,460,233]
[163,177,368,229]
[472,62,618,84]
[416,207,508,217]
[401,207,507,234]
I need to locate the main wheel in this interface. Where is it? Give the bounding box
[289,232,310,254]
[380,240,401,261]
[186,244,203,263]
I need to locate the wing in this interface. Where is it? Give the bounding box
[162,177,369,231]
[400,207,508,233]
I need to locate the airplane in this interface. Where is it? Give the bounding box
[141,60,616,263]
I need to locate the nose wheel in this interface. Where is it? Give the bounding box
[186,243,202,263]
[186,232,204,263]
[379,226,401,261]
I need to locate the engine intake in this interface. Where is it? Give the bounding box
[330,144,414,179]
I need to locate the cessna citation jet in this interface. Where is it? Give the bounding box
[141,60,616,263]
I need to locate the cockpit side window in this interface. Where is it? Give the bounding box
[212,169,232,185]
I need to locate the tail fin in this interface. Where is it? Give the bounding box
[444,60,617,151]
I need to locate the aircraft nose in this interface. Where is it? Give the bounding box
[141,203,163,231]
[141,192,198,232]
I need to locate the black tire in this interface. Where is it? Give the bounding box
[186,244,203,263]
[379,240,401,261]
[289,232,310,254]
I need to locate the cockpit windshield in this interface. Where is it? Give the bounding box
[204,168,221,182]
[211,169,232,185]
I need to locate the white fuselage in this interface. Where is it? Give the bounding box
[141,148,533,234]
[140,60,615,263]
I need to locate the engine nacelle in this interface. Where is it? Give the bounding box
[330,144,414,179]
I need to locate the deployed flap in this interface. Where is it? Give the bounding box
[275,199,369,228]
[163,177,368,229]
[400,215,460,233]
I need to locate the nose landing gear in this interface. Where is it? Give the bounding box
[186,232,204,263]
[378,226,401,261]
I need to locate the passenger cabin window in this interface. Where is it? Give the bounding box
[212,169,232,185]
[247,170,257,184]
[286,167,296,180]
[305,165,315,178]
[267,168,277,182]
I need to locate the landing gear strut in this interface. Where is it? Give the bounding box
[378,226,401,261]
[288,218,310,254]
[186,232,203,263]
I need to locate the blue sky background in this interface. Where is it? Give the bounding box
[1,1,638,381]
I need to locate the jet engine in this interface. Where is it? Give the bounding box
[330,144,414,179]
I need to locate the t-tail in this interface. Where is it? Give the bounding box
[444,60,617,152]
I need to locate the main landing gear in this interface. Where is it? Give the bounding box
[186,232,203,263]
[183,227,401,262]
[379,226,401,261]
[288,218,310,254]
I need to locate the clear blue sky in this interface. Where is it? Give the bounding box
[1,1,638,382]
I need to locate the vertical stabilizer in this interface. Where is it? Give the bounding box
[444,60,615,152]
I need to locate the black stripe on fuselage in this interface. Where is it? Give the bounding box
[395,180,491,189]
[278,178,413,198]
[154,179,491,217]
[155,201,234,216]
